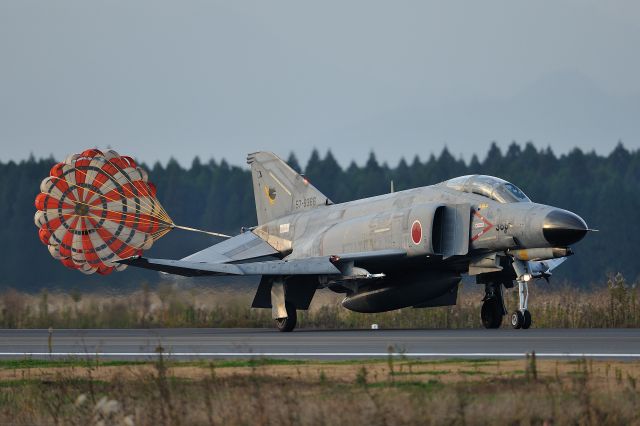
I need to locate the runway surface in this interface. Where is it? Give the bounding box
[0,328,638,360]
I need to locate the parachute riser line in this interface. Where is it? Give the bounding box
[172,224,231,239]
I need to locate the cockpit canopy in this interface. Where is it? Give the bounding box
[443,175,531,204]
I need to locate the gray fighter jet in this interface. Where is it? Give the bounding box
[122,151,592,331]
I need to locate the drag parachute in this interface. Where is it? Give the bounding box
[34,149,174,275]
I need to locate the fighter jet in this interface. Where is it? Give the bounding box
[122,151,592,331]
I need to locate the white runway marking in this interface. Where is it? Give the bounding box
[0,352,639,358]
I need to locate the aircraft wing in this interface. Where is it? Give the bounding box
[119,230,406,277]
[120,256,342,277]
[119,230,340,277]
[331,249,407,263]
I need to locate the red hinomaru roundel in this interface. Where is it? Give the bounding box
[411,220,422,245]
[34,149,173,275]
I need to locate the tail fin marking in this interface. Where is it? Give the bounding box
[247,152,331,225]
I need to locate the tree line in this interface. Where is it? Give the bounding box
[1,142,638,290]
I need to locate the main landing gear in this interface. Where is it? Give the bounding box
[271,279,298,332]
[481,283,506,329]
[275,301,297,332]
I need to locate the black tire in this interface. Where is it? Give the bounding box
[522,310,532,329]
[275,302,297,332]
[481,299,503,329]
[511,311,524,329]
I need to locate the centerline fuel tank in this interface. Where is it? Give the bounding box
[341,269,462,313]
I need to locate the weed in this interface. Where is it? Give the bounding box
[1,280,638,329]
[0,359,638,424]
[319,369,326,384]
[387,345,395,380]
[355,366,368,386]
[627,374,637,391]
[525,351,538,381]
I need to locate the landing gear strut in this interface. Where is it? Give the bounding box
[275,302,297,332]
[271,278,297,332]
[481,283,506,329]
[510,262,533,330]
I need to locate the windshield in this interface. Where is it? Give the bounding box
[444,175,531,203]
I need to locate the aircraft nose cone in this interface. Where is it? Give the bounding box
[543,209,588,246]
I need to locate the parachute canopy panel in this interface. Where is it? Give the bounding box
[34,149,174,275]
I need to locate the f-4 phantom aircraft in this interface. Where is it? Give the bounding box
[123,152,592,331]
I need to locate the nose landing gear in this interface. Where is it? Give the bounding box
[510,309,531,329]
[510,263,533,330]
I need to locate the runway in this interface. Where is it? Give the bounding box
[0,328,638,360]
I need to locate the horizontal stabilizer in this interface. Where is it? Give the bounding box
[181,231,279,263]
[119,257,238,277]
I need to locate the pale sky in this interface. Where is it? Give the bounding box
[1,1,639,167]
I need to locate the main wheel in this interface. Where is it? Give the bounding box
[275,302,297,332]
[522,310,532,329]
[481,299,503,329]
[511,311,524,329]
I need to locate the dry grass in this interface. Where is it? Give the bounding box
[3,357,640,386]
[0,356,638,425]
[1,273,638,329]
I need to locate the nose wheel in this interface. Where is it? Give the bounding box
[510,309,531,329]
[511,278,532,329]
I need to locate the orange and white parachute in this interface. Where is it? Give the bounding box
[34,149,174,275]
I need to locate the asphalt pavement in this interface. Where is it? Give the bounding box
[0,328,638,360]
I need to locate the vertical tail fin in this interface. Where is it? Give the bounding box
[247,152,331,225]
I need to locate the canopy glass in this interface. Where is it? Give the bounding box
[444,175,531,203]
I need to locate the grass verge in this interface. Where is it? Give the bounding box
[0,355,638,425]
